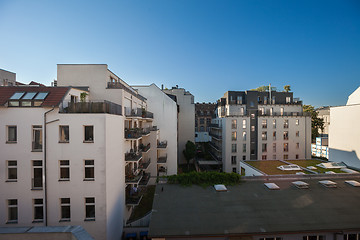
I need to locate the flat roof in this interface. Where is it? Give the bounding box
[149,177,360,238]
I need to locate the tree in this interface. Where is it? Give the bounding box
[303,105,324,142]
[251,85,277,92]
[283,85,291,92]
[183,141,196,169]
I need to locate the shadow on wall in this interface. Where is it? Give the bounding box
[329,148,360,169]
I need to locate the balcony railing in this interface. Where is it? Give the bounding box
[139,159,151,170]
[157,156,167,164]
[125,151,143,162]
[126,193,143,206]
[107,81,147,102]
[125,129,143,139]
[209,132,222,140]
[125,171,143,184]
[209,142,221,152]
[60,101,122,116]
[157,141,167,148]
[124,107,154,119]
[150,126,158,131]
[209,150,222,161]
[139,173,151,186]
[140,143,151,153]
[142,128,151,136]
[210,123,221,129]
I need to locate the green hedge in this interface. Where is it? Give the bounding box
[166,171,241,186]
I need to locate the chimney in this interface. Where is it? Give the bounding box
[161,84,163,90]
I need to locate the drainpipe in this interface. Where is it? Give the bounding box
[44,107,55,226]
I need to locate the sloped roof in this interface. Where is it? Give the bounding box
[0,86,70,107]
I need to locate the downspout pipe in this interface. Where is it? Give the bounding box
[44,107,55,226]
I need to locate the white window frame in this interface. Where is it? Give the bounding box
[7,160,17,182]
[60,198,71,221]
[59,160,70,181]
[84,160,95,181]
[33,198,44,222]
[7,199,18,223]
[85,197,95,221]
[59,125,69,143]
[6,125,17,143]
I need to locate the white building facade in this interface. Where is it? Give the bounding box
[329,86,360,169]
[210,90,312,173]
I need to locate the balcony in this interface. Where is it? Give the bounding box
[125,171,143,184]
[126,193,143,206]
[209,142,221,152]
[139,173,151,186]
[140,143,151,153]
[125,129,143,139]
[157,141,167,149]
[209,132,222,140]
[142,128,150,136]
[210,123,221,129]
[139,159,151,170]
[209,150,222,162]
[150,126,158,131]
[107,81,147,102]
[124,107,154,119]
[157,156,167,164]
[158,166,167,177]
[125,151,143,162]
[258,111,311,117]
[60,101,122,116]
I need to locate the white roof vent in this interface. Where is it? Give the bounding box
[264,183,280,190]
[319,180,337,188]
[292,181,309,189]
[214,184,227,192]
[307,166,317,170]
[277,164,301,171]
[342,168,358,174]
[296,172,306,175]
[325,171,336,174]
[345,180,360,187]
[317,162,346,169]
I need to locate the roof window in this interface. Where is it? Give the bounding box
[10,92,25,99]
[34,92,48,100]
[264,183,280,190]
[277,164,301,171]
[22,92,37,99]
[319,180,337,188]
[8,91,49,107]
[214,184,227,192]
[292,181,309,189]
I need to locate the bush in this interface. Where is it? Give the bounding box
[166,171,241,186]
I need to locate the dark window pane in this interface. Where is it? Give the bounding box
[60,168,70,179]
[8,126,17,142]
[84,126,94,141]
[61,206,70,219]
[34,206,43,220]
[86,205,95,218]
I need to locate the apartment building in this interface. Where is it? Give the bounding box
[163,86,195,165]
[210,90,311,173]
[0,64,176,240]
[0,69,16,86]
[195,102,216,143]
[329,86,360,169]
[316,106,330,137]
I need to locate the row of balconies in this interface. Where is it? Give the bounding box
[125,128,151,139]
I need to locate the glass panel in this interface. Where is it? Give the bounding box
[8,126,17,142]
[86,205,95,218]
[8,101,19,106]
[21,101,32,107]
[9,92,25,99]
[22,92,37,99]
[34,92,48,100]
[34,206,43,220]
[61,206,70,219]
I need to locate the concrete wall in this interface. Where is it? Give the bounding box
[0,69,16,86]
[329,104,360,169]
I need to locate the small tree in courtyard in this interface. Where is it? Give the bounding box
[183,141,196,170]
[283,85,291,92]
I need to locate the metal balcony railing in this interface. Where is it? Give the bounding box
[125,129,143,139]
[125,171,143,184]
[140,143,151,152]
[157,156,167,164]
[139,173,151,186]
[139,159,151,170]
[157,141,167,148]
[60,101,122,116]
[125,151,143,162]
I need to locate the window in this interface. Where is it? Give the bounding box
[296,131,300,137]
[280,107,284,116]
[85,197,95,220]
[259,107,264,115]
[262,131,267,140]
[284,119,289,128]
[232,168,237,173]
[32,125,42,151]
[303,235,325,240]
[251,113,255,119]
[231,156,236,165]
[262,155,267,160]
[273,143,276,152]
[7,126,17,143]
[70,95,78,103]
[251,126,255,132]
[84,160,95,180]
[33,199,44,222]
[231,144,237,153]
[343,234,360,240]
[242,156,246,160]
[296,154,299,159]
[250,101,254,107]
[273,131,276,140]
[296,143,300,149]
[7,199,18,223]
[200,118,204,124]
[259,238,282,240]
[240,107,244,115]
[7,160,17,181]
[237,96,242,104]
[286,97,291,103]
[296,119,299,125]
[273,154,276,160]
[243,144,246,153]
[60,160,70,181]
[231,119,237,129]
[262,119,267,128]
[242,131,246,141]
[60,198,71,221]
[59,126,69,143]
[284,154,288,160]
[284,143,289,152]
[283,131,289,140]
[273,119,276,128]
[262,143,267,152]
[232,131,237,141]
[242,119,246,129]
[84,126,94,142]
[200,126,205,132]
[264,96,268,104]
[32,160,43,189]
[270,107,273,116]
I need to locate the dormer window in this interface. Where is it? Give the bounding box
[8,92,49,107]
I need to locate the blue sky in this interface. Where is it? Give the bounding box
[0,0,359,107]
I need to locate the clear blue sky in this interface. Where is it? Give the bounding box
[1,0,359,107]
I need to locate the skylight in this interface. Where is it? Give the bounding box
[34,92,49,100]
[277,164,301,171]
[345,180,360,187]
[319,180,337,188]
[22,92,37,99]
[9,92,25,99]
[264,183,280,190]
[292,181,309,189]
[214,184,227,192]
